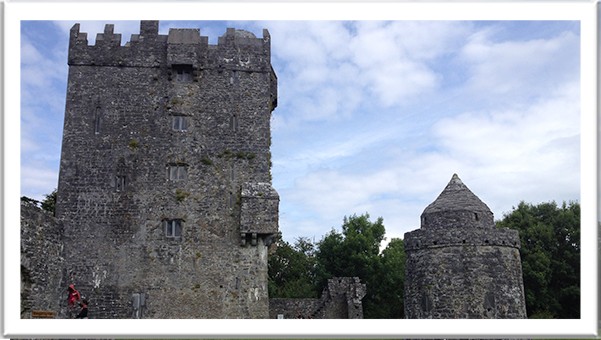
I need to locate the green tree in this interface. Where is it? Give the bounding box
[268,233,318,298]
[370,237,406,318]
[314,213,389,318]
[41,189,57,216]
[496,201,580,318]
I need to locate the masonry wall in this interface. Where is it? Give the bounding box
[269,277,366,319]
[404,233,527,319]
[55,21,278,318]
[20,202,65,318]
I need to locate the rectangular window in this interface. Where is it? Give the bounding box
[167,164,187,181]
[173,64,193,82]
[116,175,126,191]
[229,115,238,132]
[172,116,188,131]
[164,219,182,238]
[94,107,101,134]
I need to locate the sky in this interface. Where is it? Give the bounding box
[20,19,582,246]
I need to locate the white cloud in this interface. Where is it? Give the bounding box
[270,21,473,126]
[460,29,579,100]
[21,164,59,200]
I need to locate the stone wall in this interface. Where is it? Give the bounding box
[20,201,65,318]
[403,240,526,318]
[269,277,366,319]
[55,21,278,319]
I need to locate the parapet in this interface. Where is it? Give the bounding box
[68,20,272,72]
[404,226,521,251]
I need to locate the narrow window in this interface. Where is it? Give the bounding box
[167,164,187,181]
[474,212,479,221]
[230,114,238,132]
[116,175,126,192]
[164,219,182,238]
[94,106,101,134]
[172,116,188,131]
[172,64,193,82]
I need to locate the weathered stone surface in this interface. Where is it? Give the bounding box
[404,174,527,319]
[54,20,279,319]
[269,277,366,319]
[20,202,65,318]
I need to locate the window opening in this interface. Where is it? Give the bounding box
[164,219,182,238]
[115,175,126,191]
[230,114,239,132]
[172,64,193,82]
[167,164,188,181]
[172,116,188,131]
[94,106,101,134]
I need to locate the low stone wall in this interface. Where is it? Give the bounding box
[269,277,366,319]
[269,298,320,318]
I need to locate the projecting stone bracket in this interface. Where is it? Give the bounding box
[239,182,279,247]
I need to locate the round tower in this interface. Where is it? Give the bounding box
[404,174,527,319]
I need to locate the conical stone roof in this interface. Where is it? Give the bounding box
[423,174,491,213]
[421,174,494,229]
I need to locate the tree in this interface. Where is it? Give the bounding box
[314,213,389,318]
[496,201,580,318]
[370,237,406,318]
[41,189,57,216]
[268,233,318,298]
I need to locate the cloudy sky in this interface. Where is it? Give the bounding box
[20,18,582,245]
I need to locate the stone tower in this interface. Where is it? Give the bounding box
[55,21,279,318]
[403,174,527,319]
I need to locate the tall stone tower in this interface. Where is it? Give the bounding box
[404,174,527,319]
[55,21,279,318]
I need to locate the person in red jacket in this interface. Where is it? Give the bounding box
[67,284,81,318]
[67,284,81,305]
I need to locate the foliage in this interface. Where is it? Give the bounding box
[314,214,402,318]
[372,238,406,318]
[21,196,40,205]
[21,189,58,216]
[41,189,57,215]
[268,233,318,298]
[496,201,580,318]
[174,189,190,202]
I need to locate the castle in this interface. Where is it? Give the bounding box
[21,20,366,320]
[20,21,525,321]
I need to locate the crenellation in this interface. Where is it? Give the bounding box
[140,20,159,37]
[404,227,521,251]
[68,21,272,74]
[95,24,121,47]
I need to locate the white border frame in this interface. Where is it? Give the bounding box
[3,1,598,338]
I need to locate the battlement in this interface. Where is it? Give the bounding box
[68,20,272,71]
[404,226,521,251]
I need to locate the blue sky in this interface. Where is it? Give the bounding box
[21,19,582,245]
